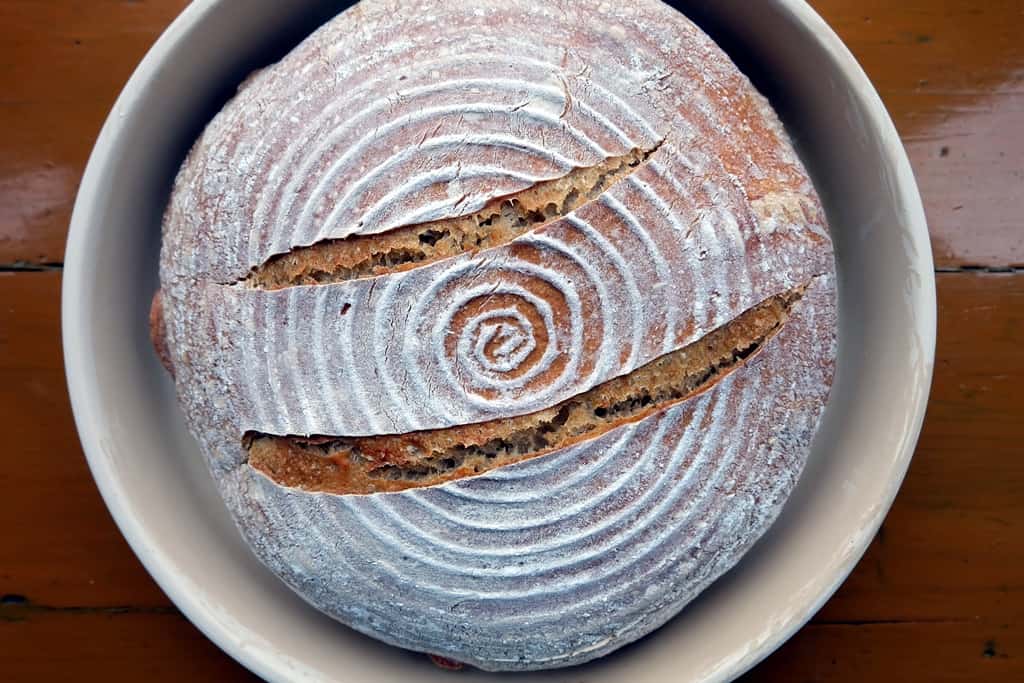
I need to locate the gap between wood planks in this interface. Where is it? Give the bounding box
[1,595,177,622]
[935,265,1024,273]
[0,262,63,272]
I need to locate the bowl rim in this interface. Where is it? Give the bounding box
[62,1,936,681]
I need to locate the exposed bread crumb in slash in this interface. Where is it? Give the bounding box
[247,286,805,495]
[243,145,660,289]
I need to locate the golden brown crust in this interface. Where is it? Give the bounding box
[148,291,175,377]
[427,655,465,671]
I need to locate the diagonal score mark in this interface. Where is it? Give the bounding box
[246,283,807,495]
[238,141,665,290]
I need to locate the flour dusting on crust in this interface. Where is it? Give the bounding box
[158,0,838,671]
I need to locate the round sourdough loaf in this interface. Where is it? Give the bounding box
[155,0,837,671]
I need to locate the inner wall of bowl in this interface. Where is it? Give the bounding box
[65,1,932,681]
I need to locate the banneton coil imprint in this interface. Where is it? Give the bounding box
[153,0,838,671]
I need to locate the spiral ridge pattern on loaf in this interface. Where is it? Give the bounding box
[428,273,570,401]
[159,0,838,671]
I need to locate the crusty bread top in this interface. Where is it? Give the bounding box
[156,0,836,671]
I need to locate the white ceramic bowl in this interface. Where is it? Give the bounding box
[63,1,935,680]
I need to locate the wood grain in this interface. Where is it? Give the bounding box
[0,272,168,608]
[814,0,1024,269]
[745,620,1024,682]
[0,0,1021,680]
[0,608,261,682]
[815,273,1024,625]
[0,0,189,266]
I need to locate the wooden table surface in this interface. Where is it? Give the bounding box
[1,1,1021,680]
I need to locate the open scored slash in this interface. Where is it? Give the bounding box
[245,284,807,495]
[237,142,663,290]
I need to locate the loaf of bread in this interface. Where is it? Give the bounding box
[155,0,837,671]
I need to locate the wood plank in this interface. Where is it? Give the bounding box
[0,271,169,607]
[746,619,1023,682]
[0,0,189,266]
[0,608,259,683]
[812,0,1024,268]
[1,0,1020,267]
